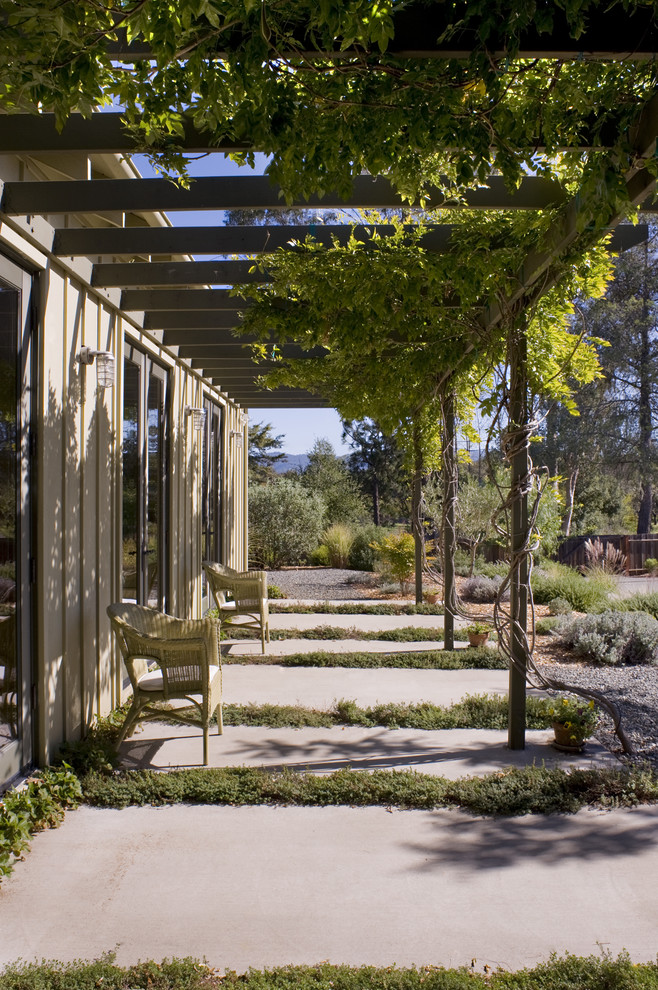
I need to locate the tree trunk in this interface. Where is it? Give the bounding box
[412,421,424,604]
[637,240,653,535]
[443,392,457,651]
[562,467,579,537]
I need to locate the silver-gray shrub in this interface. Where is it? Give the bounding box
[249,478,326,568]
[461,575,509,603]
[554,610,658,665]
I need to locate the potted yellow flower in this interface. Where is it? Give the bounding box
[543,695,598,752]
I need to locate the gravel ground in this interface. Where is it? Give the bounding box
[535,658,658,770]
[266,569,658,768]
[267,567,381,600]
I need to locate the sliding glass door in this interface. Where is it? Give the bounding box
[0,256,33,788]
[122,347,169,610]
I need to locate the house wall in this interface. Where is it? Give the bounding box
[0,185,248,768]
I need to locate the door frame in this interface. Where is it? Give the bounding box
[0,253,34,788]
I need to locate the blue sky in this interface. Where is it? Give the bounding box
[133,152,351,454]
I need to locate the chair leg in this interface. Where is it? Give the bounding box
[203,726,209,766]
[261,624,266,654]
[115,700,143,748]
[217,703,223,735]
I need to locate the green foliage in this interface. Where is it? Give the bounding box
[267,584,287,599]
[0,956,213,990]
[455,475,501,574]
[612,592,658,618]
[251,625,446,643]
[309,544,330,566]
[248,478,325,568]
[535,616,562,635]
[347,524,384,571]
[555,610,658,665]
[322,523,354,568]
[342,419,408,526]
[4,955,658,990]
[531,563,615,613]
[80,764,658,817]
[538,695,599,740]
[0,768,82,880]
[645,557,658,574]
[223,648,505,670]
[370,532,416,592]
[301,440,366,526]
[248,421,285,483]
[268,602,444,615]
[220,693,536,730]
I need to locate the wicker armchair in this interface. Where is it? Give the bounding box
[203,561,270,654]
[107,602,223,765]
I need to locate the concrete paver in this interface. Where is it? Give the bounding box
[1,803,657,972]
[118,723,614,774]
[222,664,515,708]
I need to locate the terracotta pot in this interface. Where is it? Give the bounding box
[552,721,587,753]
[467,631,489,647]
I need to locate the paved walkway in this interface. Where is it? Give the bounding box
[0,599,645,975]
[2,804,657,972]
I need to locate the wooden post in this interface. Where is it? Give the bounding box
[443,392,456,651]
[412,421,424,604]
[508,328,528,750]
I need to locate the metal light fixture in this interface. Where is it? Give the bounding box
[76,346,115,388]
[185,406,207,431]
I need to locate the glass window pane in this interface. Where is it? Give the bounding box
[122,359,140,602]
[0,286,19,749]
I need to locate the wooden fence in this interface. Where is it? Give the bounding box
[483,535,658,574]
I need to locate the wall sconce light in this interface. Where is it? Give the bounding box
[185,406,207,431]
[230,429,244,448]
[76,346,115,388]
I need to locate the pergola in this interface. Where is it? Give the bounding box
[1,2,657,750]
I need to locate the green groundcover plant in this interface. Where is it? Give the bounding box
[222,648,505,670]
[1,953,658,990]
[268,603,445,615]
[79,764,658,817]
[232,626,448,642]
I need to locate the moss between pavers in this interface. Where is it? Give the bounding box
[2,954,658,989]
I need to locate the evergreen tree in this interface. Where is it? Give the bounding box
[342,418,407,526]
[248,421,285,484]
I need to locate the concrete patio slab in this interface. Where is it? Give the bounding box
[117,723,614,775]
[221,664,518,708]
[1,803,657,973]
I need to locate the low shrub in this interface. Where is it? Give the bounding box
[257,625,447,643]
[371,532,416,591]
[461,575,509,603]
[266,584,287,599]
[555,610,658,665]
[644,556,658,575]
[348,524,383,571]
[535,616,561,635]
[612,592,658,619]
[309,544,330,566]
[531,563,615,613]
[323,524,354,568]
[548,596,571,615]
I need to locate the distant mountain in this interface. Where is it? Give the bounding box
[273,454,309,473]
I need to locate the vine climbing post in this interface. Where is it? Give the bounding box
[508,324,529,750]
[412,419,424,605]
[443,391,457,651]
